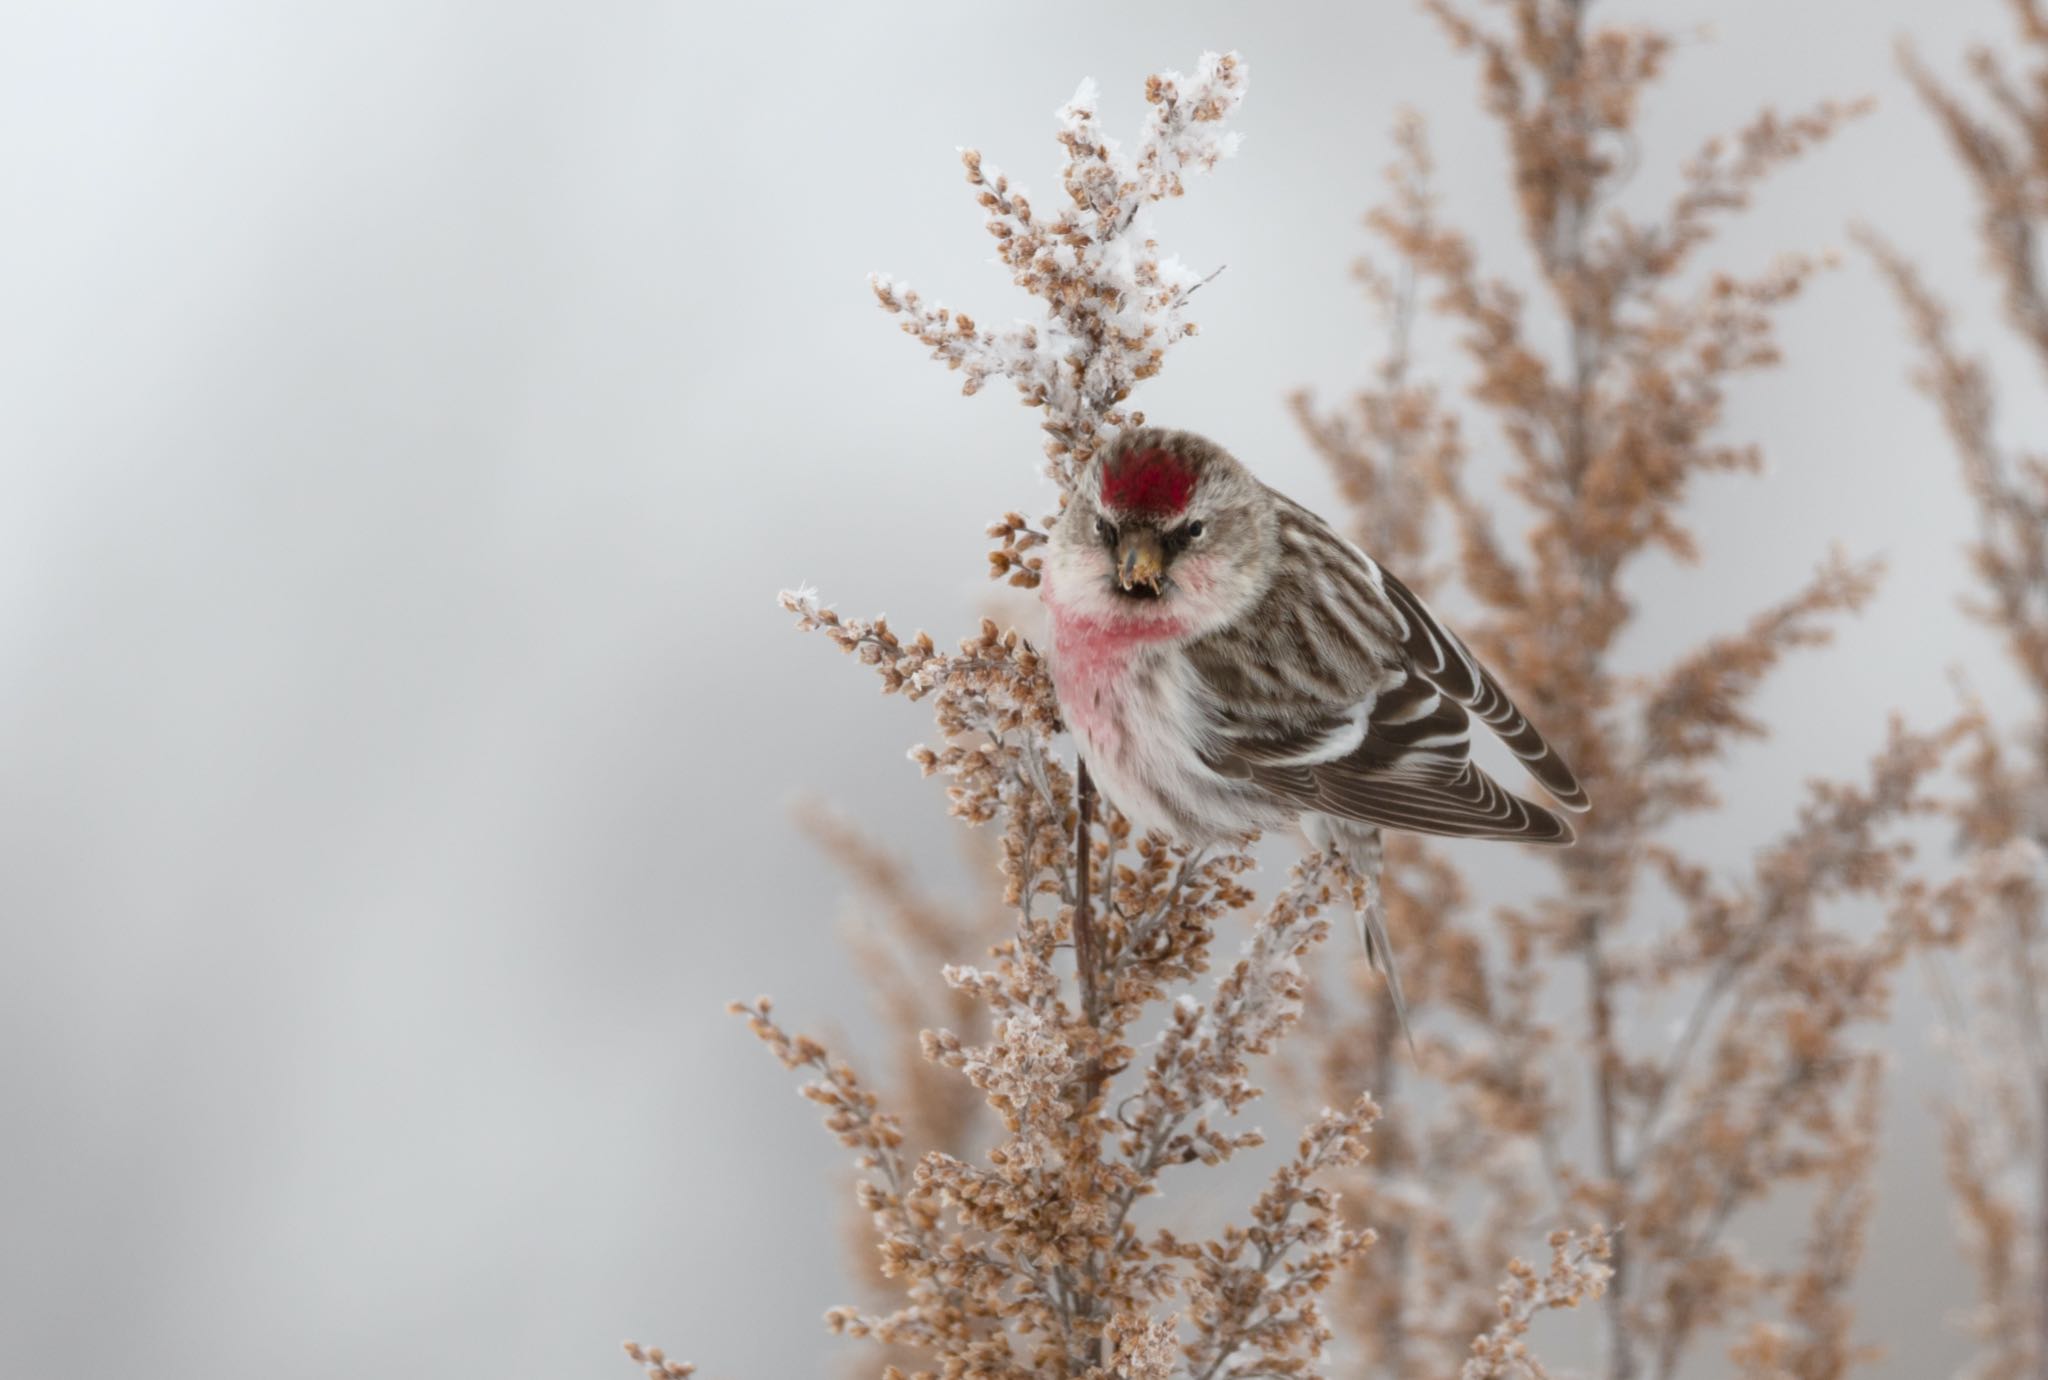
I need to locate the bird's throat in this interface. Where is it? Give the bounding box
[1043,570,1191,762]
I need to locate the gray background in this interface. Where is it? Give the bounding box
[0,2,2032,1376]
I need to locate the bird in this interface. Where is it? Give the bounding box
[1039,427,1589,1036]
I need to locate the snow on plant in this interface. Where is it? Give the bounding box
[871,51,1244,498]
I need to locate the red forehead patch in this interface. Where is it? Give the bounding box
[1100,447,1195,516]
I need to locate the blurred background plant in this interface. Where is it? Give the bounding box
[1282,4,1959,1378]
[1859,4,2048,1376]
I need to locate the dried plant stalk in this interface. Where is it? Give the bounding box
[630,52,1606,1380]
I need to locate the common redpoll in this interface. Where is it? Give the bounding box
[1042,428,1589,1028]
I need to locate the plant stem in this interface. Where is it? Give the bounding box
[1071,761,1110,1374]
[1074,761,1102,1034]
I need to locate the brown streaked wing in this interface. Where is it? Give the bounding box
[1191,498,1580,843]
[1373,565,1591,812]
[1205,684,1575,845]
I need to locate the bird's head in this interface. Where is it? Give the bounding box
[1045,429,1276,633]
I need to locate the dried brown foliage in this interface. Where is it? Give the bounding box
[1863,5,2048,1376]
[628,13,1972,1378]
[631,52,1607,1380]
[1289,4,1948,1378]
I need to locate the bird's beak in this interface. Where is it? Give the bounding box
[1116,530,1167,593]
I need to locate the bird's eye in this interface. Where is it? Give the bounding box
[1184,519,1206,539]
[1095,517,1119,546]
